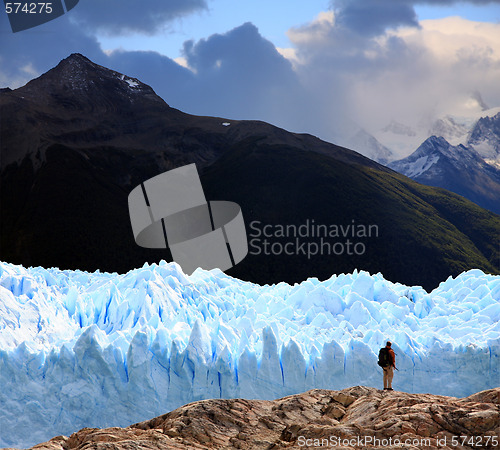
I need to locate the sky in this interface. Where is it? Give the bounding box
[1,0,500,157]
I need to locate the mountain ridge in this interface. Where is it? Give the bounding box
[468,112,500,167]
[374,106,500,161]
[1,54,499,290]
[388,135,500,215]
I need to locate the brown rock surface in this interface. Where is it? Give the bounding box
[22,387,500,450]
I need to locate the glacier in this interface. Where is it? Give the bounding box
[0,261,499,448]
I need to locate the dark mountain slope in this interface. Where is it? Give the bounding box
[1,54,499,290]
[201,140,497,287]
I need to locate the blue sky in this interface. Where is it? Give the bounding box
[2,0,500,157]
[98,0,332,57]
[97,1,500,59]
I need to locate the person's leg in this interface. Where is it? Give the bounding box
[383,368,388,389]
[387,366,394,389]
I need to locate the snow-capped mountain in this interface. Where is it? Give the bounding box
[373,120,425,159]
[1,261,499,448]
[468,112,500,168]
[342,128,393,165]
[388,136,500,215]
[375,106,500,161]
[428,116,471,144]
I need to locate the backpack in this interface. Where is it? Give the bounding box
[378,347,390,367]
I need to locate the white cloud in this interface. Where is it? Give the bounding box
[283,13,500,145]
[20,63,38,77]
[287,11,335,48]
[393,17,500,63]
[276,47,298,65]
[382,17,500,117]
[174,56,191,69]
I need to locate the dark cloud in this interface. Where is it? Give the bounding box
[106,50,194,107]
[178,23,306,125]
[417,0,500,4]
[0,0,207,88]
[71,0,207,35]
[331,0,500,37]
[100,24,309,133]
[333,0,420,36]
[0,16,309,134]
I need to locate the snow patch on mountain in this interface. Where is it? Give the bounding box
[401,154,440,178]
[388,136,481,178]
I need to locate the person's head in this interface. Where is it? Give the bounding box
[386,341,392,348]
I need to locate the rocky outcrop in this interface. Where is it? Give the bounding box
[25,386,499,449]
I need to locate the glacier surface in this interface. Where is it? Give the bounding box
[0,261,499,448]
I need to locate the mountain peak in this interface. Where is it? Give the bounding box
[55,53,101,74]
[425,135,448,146]
[406,135,478,163]
[62,52,93,64]
[14,53,165,109]
[388,135,500,214]
[468,112,500,167]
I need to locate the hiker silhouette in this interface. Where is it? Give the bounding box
[378,341,396,391]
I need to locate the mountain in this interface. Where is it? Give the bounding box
[374,120,426,159]
[1,54,499,291]
[22,386,500,450]
[429,116,470,143]
[374,106,500,160]
[342,128,393,164]
[388,136,500,215]
[467,112,500,168]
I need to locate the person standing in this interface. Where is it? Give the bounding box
[383,341,396,391]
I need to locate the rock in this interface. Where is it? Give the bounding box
[26,387,499,449]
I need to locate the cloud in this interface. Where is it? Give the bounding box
[71,0,207,35]
[176,23,306,126]
[329,0,500,37]
[391,17,500,114]
[0,15,308,134]
[287,9,500,143]
[0,12,103,88]
[0,0,202,90]
[105,49,195,107]
[332,0,420,36]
